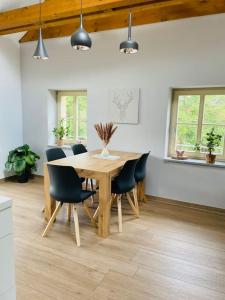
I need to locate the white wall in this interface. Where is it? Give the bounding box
[47,90,57,145]
[21,13,225,209]
[0,37,23,179]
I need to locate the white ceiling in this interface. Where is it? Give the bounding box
[0,0,38,12]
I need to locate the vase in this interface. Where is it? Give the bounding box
[101,143,109,157]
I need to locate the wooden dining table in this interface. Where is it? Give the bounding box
[44,149,142,238]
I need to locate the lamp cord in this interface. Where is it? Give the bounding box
[39,0,42,26]
[128,10,132,40]
[80,0,83,27]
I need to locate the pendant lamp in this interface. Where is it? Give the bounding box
[71,0,92,50]
[120,11,139,54]
[33,0,49,60]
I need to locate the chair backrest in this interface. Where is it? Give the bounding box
[48,165,82,203]
[46,148,66,162]
[71,144,87,155]
[113,159,138,194]
[134,152,150,183]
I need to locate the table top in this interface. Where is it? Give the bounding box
[47,149,141,175]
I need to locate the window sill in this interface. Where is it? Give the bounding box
[164,157,225,168]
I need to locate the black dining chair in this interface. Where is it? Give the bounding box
[111,159,139,232]
[134,152,150,202]
[94,159,139,233]
[71,144,94,193]
[46,147,84,221]
[71,144,87,156]
[46,148,66,162]
[42,165,96,247]
[43,148,67,214]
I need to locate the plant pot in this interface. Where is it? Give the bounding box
[17,171,29,183]
[205,154,216,164]
[56,139,64,146]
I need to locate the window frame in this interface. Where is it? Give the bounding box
[57,90,88,145]
[169,88,225,161]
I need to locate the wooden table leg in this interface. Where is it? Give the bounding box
[98,174,111,238]
[137,181,147,202]
[44,164,55,221]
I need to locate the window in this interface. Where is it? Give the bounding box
[169,88,225,160]
[57,90,87,144]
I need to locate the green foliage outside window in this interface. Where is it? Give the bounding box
[76,96,87,141]
[57,93,88,143]
[175,94,225,155]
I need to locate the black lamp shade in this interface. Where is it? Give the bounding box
[71,26,92,50]
[120,40,139,54]
[33,28,49,60]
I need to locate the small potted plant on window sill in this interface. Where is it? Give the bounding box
[5,144,40,183]
[52,119,71,146]
[195,128,222,164]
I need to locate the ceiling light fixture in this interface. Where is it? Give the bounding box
[71,0,92,50]
[120,11,139,54]
[33,0,49,60]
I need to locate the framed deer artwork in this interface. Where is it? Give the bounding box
[109,88,140,124]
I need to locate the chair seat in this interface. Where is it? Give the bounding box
[50,188,96,204]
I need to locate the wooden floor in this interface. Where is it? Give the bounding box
[1,177,225,300]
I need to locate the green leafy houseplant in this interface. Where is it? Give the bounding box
[195,128,222,164]
[52,119,71,146]
[5,144,40,182]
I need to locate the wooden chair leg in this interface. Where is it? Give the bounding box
[85,179,94,204]
[117,195,122,233]
[67,203,72,223]
[90,179,95,203]
[126,192,138,217]
[93,206,99,221]
[73,205,81,247]
[42,202,62,237]
[83,201,97,227]
[110,194,117,208]
[133,187,139,217]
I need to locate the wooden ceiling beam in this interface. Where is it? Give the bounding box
[18,0,182,41]
[19,0,225,43]
[0,0,166,35]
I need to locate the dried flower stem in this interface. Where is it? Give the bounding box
[94,122,117,146]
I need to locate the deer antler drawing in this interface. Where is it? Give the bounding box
[112,90,134,122]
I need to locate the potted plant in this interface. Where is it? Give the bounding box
[195,128,222,164]
[5,144,40,183]
[52,119,71,146]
